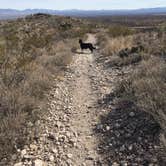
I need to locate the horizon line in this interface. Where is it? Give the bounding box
[0,6,166,11]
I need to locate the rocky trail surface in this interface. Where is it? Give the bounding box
[12,34,165,166]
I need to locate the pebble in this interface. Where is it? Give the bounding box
[23,155,34,160]
[21,149,27,158]
[106,126,111,131]
[128,145,133,151]
[51,148,58,154]
[120,145,125,152]
[86,136,92,139]
[96,124,103,130]
[112,162,120,166]
[129,112,135,117]
[14,163,22,166]
[49,155,54,162]
[67,153,73,159]
[33,159,46,166]
[115,123,120,128]
[12,154,17,161]
[30,144,38,151]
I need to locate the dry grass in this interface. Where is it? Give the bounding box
[0,14,85,162]
[98,26,166,149]
[133,58,166,131]
[108,25,135,38]
[102,36,134,56]
[115,56,166,147]
[97,32,142,67]
[97,30,134,57]
[107,53,142,67]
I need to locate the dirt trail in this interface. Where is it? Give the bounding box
[67,34,100,165]
[13,34,105,166]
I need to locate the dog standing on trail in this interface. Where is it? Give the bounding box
[79,39,96,53]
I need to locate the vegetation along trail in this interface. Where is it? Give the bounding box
[13,32,166,166]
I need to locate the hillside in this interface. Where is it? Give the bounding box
[0,14,166,165]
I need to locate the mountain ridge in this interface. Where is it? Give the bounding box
[0,7,166,19]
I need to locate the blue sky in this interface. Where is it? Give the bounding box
[0,0,166,10]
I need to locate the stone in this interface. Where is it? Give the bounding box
[30,144,38,151]
[17,149,21,153]
[86,136,92,139]
[115,131,120,137]
[106,126,110,131]
[120,145,125,152]
[66,131,71,138]
[129,112,135,117]
[49,155,54,162]
[23,155,34,160]
[56,121,62,128]
[66,158,72,165]
[21,149,27,158]
[128,145,133,151]
[86,156,94,160]
[33,159,47,166]
[51,148,58,154]
[67,153,73,159]
[96,124,103,130]
[27,122,33,127]
[12,154,17,161]
[115,123,120,128]
[112,162,120,166]
[14,163,22,166]
[48,133,56,140]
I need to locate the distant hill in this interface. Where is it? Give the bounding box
[0,7,166,19]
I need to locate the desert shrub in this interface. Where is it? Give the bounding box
[133,58,166,128]
[0,86,35,160]
[23,33,53,49]
[60,27,88,39]
[158,23,166,36]
[96,32,108,47]
[108,53,142,67]
[115,56,166,147]
[25,67,52,99]
[134,32,166,58]
[59,22,96,39]
[50,52,72,67]
[38,40,74,71]
[102,35,134,56]
[0,111,27,160]
[0,15,80,163]
[108,25,135,38]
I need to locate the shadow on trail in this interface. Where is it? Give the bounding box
[95,92,166,165]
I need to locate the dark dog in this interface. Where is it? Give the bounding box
[79,39,96,53]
